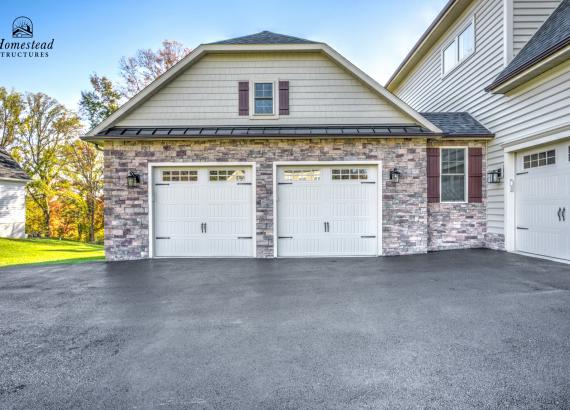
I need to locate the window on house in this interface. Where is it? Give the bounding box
[523,150,555,169]
[162,170,198,182]
[441,148,466,202]
[209,169,245,182]
[254,83,273,114]
[283,169,320,182]
[331,168,368,180]
[443,42,457,75]
[443,20,475,75]
[458,23,475,60]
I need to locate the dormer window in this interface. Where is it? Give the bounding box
[442,19,475,75]
[254,82,274,114]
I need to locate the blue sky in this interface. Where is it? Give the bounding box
[0,0,447,111]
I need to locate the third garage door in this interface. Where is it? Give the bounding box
[515,141,570,261]
[276,164,380,257]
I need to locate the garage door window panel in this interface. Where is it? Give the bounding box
[209,169,245,182]
[523,150,555,169]
[283,169,320,182]
[332,168,368,180]
[441,148,466,202]
[162,170,197,182]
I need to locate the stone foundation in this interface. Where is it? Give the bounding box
[485,232,505,251]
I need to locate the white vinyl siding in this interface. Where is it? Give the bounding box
[513,0,562,56]
[0,180,27,238]
[393,0,570,236]
[116,52,415,127]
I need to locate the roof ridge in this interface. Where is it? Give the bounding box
[208,30,319,45]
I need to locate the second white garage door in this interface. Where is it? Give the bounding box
[276,164,380,257]
[152,166,254,257]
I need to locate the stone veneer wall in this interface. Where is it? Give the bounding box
[104,138,429,260]
[484,232,505,250]
[103,137,489,261]
[426,140,487,251]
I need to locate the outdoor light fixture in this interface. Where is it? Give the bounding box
[389,168,401,183]
[127,171,141,188]
[487,168,502,184]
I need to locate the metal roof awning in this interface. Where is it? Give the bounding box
[88,125,437,141]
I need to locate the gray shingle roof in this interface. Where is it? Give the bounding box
[420,112,493,137]
[0,148,30,181]
[487,0,570,90]
[208,31,318,45]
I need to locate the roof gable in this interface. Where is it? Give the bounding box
[85,34,440,137]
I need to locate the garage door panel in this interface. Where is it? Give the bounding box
[153,166,253,257]
[277,164,379,257]
[516,141,569,261]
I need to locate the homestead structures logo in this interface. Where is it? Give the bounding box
[1,17,54,58]
[12,16,33,38]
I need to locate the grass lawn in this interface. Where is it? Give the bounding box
[0,238,104,268]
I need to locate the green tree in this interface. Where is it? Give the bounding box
[119,39,190,98]
[63,140,104,242]
[12,93,82,237]
[79,74,122,129]
[0,87,24,148]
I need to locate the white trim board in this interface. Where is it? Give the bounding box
[147,161,257,258]
[272,160,383,258]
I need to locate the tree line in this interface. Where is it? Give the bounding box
[1,40,190,243]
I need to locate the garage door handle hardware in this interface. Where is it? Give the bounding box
[361,235,376,238]
[563,207,566,221]
[237,236,252,239]
[155,183,170,186]
[237,182,252,185]
[155,236,170,239]
[361,181,376,184]
[204,223,207,233]
[558,207,562,221]
[516,226,529,230]
[516,172,528,175]
[278,236,293,239]
[278,182,293,185]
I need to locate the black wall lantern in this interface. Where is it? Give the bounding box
[487,168,502,184]
[127,171,141,188]
[389,168,401,183]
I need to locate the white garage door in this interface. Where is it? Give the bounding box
[152,166,254,257]
[516,141,570,261]
[276,164,380,257]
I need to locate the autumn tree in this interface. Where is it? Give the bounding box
[119,40,191,98]
[0,87,24,148]
[63,140,104,242]
[12,93,82,237]
[79,74,122,129]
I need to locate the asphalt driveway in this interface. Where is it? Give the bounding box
[1,249,569,409]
